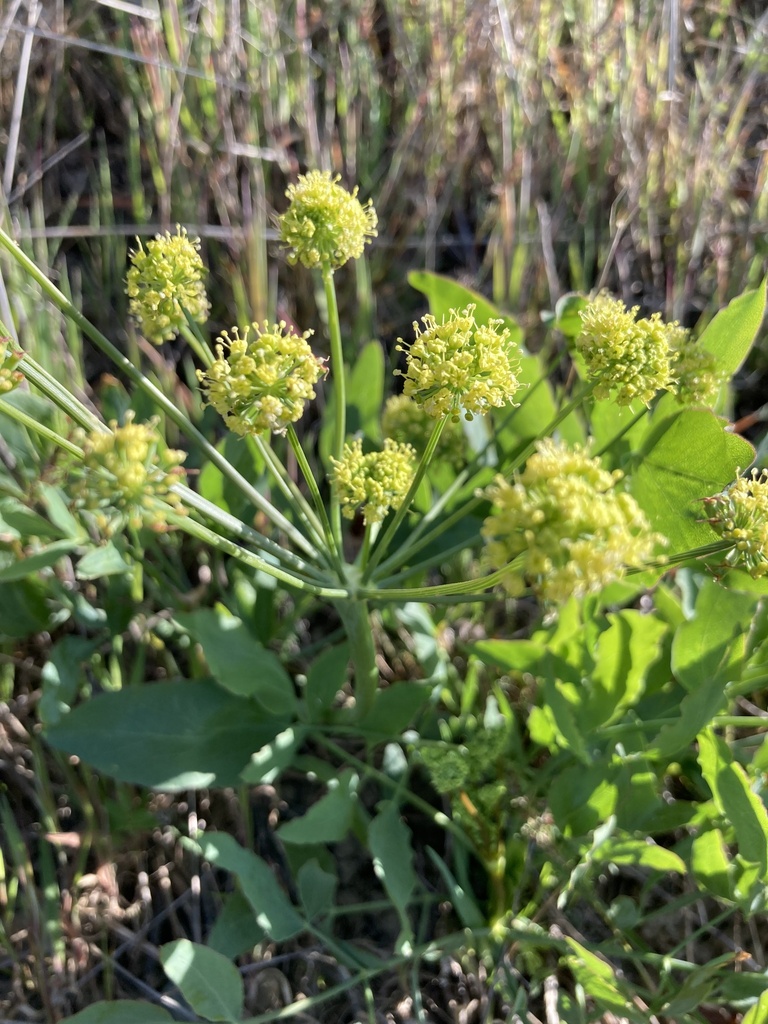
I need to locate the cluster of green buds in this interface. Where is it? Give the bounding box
[667,326,727,406]
[330,438,416,525]
[482,439,662,603]
[577,295,675,406]
[703,469,768,577]
[198,321,326,436]
[127,227,209,344]
[397,305,521,421]
[382,394,466,469]
[278,170,378,270]
[0,335,24,393]
[69,414,186,532]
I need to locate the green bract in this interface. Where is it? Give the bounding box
[278,170,378,270]
[126,227,209,344]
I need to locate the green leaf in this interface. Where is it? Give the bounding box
[691,829,733,901]
[408,270,523,345]
[63,1003,174,1024]
[698,279,766,377]
[297,859,337,921]
[304,643,349,722]
[649,678,730,759]
[76,541,132,579]
[471,638,546,674]
[359,682,432,736]
[590,837,686,874]
[207,891,265,959]
[177,608,296,715]
[698,729,768,876]
[39,482,85,539]
[742,990,768,1024]
[587,611,667,727]
[160,939,243,1022]
[0,538,78,581]
[630,408,754,553]
[564,939,641,1020]
[672,578,755,692]
[46,679,283,790]
[0,495,64,539]
[195,832,304,941]
[279,771,358,845]
[0,577,52,638]
[542,676,591,764]
[426,848,484,929]
[240,726,305,784]
[368,801,417,940]
[39,635,101,727]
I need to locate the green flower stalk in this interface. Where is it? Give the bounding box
[278,170,378,270]
[482,439,662,602]
[397,305,521,421]
[198,321,326,436]
[330,438,416,525]
[0,335,24,393]
[382,393,466,469]
[69,413,187,532]
[577,295,674,406]
[703,469,768,577]
[127,227,209,344]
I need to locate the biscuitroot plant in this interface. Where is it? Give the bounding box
[1,171,767,1022]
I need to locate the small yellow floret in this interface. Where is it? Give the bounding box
[668,328,726,407]
[0,336,23,394]
[330,438,416,525]
[382,394,465,469]
[704,469,768,577]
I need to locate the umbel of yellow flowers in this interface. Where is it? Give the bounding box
[704,469,768,578]
[330,438,417,526]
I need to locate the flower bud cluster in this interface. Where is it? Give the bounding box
[397,305,521,421]
[382,394,465,469]
[577,295,674,406]
[0,336,23,393]
[330,437,416,525]
[704,469,768,577]
[127,227,209,344]
[279,171,378,270]
[668,327,726,406]
[71,414,186,531]
[198,322,325,436]
[482,439,661,602]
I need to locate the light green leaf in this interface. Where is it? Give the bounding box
[177,608,296,714]
[698,279,766,377]
[691,829,732,901]
[279,771,358,845]
[368,802,417,928]
[39,482,86,539]
[588,611,667,726]
[590,837,686,874]
[741,990,768,1024]
[207,891,265,959]
[0,538,78,581]
[76,541,132,579]
[672,578,755,692]
[240,726,305,784]
[408,270,523,344]
[160,939,243,1022]
[63,1002,174,1024]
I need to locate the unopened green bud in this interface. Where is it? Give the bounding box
[279,171,377,270]
[668,327,727,406]
[0,336,23,393]
[330,438,416,525]
[127,227,209,344]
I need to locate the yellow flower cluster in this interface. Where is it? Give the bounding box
[382,394,465,469]
[577,295,674,406]
[482,439,661,602]
[397,305,521,421]
[278,171,378,270]
[669,329,726,407]
[198,322,325,436]
[71,414,186,531]
[127,227,209,344]
[330,438,416,525]
[704,469,768,577]
[0,335,23,394]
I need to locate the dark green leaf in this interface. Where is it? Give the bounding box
[0,538,78,581]
[671,578,756,691]
[368,802,417,927]
[305,643,349,722]
[63,1003,174,1024]
[160,939,243,1022]
[279,771,358,845]
[298,859,337,921]
[208,891,265,959]
[240,726,305,784]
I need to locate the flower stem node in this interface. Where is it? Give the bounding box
[396,305,521,421]
[482,439,664,602]
[0,336,24,393]
[577,294,675,406]
[330,438,416,526]
[198,321,326,436]
[704,469,768,577]
[70,413,186,532]
[279,170,378,270]
[126,226,209,344]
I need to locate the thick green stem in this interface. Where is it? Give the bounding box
[322,263,345,546]
[338,598,378,720]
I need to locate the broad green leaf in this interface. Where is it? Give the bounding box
[63,1002,174,1024]
[195,832,304,941]
[408,270,523,344]
[691,829,732,901]
[76,542,132,579]
[649,677,729,760]
[549,764,618,837]
[160,939,243,1022]
[298,859,337,921]
[207,891,265,958]
[0,538,78,581]
[698,729,768,875]
[589,837,686,874]
[368,802,417,938]
[46,679,283,790]
[240,726,305,784]
[359,682,432,736]
[698,279,766,377]
[741,990,768,1024]
[0,577,52,638]
[542,677,590,764]
[672,578,755,691]
[177,608,296,714]
[305,643,349,722]
[279,771,358,845]
[630,408,754,553]
[588,611,667,726]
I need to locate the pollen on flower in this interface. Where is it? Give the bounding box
[703,469,768,577]
[396,305,521,421]
[330,437,416,525]
[278,170,378,270]
[481,438,663,603]
[198,321,326,436]
[577,294,674,406]
[126,227,209,344]
[70,413,186,532]
[0,336,24,393]
[382,394,466,469]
